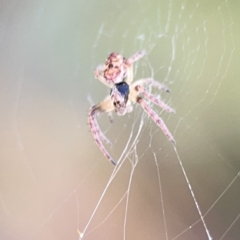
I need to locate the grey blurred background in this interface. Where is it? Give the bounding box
[0,0,240,240]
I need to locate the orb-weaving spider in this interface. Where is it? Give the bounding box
[88,51,175,165]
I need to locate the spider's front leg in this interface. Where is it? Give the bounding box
[137,97,175,144]
[94,65,113,88]
[88,97,117,165]
[125,50,146,85]
[127,50,146,65]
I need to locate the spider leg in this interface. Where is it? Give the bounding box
[94,65,113,88]
[137,98,175,144]
[124,65,134,85]
[133,78,170,92]
[93,96,113,142]
[88,97,116,165]
[125,50,146,85]
[135,84,175,113]
[127,50,146,65]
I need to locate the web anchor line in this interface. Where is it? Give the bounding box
[174,146,212,240]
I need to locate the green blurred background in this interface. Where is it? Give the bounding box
[0,0,240,239]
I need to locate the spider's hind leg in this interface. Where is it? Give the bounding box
[137,97,175,144]
[133,79,175,113]
[135,85,175,113]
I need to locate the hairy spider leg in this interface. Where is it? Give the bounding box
[137,98,175,144]
[125,50,146,85]
[124,64,134,85]
[94,65,113,88]
[89,109,112,146]
[135,85,175,113]
[88,97,117,165]
[127,50,146,65]
[133,78,170,92]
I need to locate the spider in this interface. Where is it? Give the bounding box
[88,51,175,165]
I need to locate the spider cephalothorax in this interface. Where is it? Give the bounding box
[89,50,175,165]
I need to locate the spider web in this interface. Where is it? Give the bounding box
[0,0,239,240]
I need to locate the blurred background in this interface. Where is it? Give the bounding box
[0,0,240,239]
